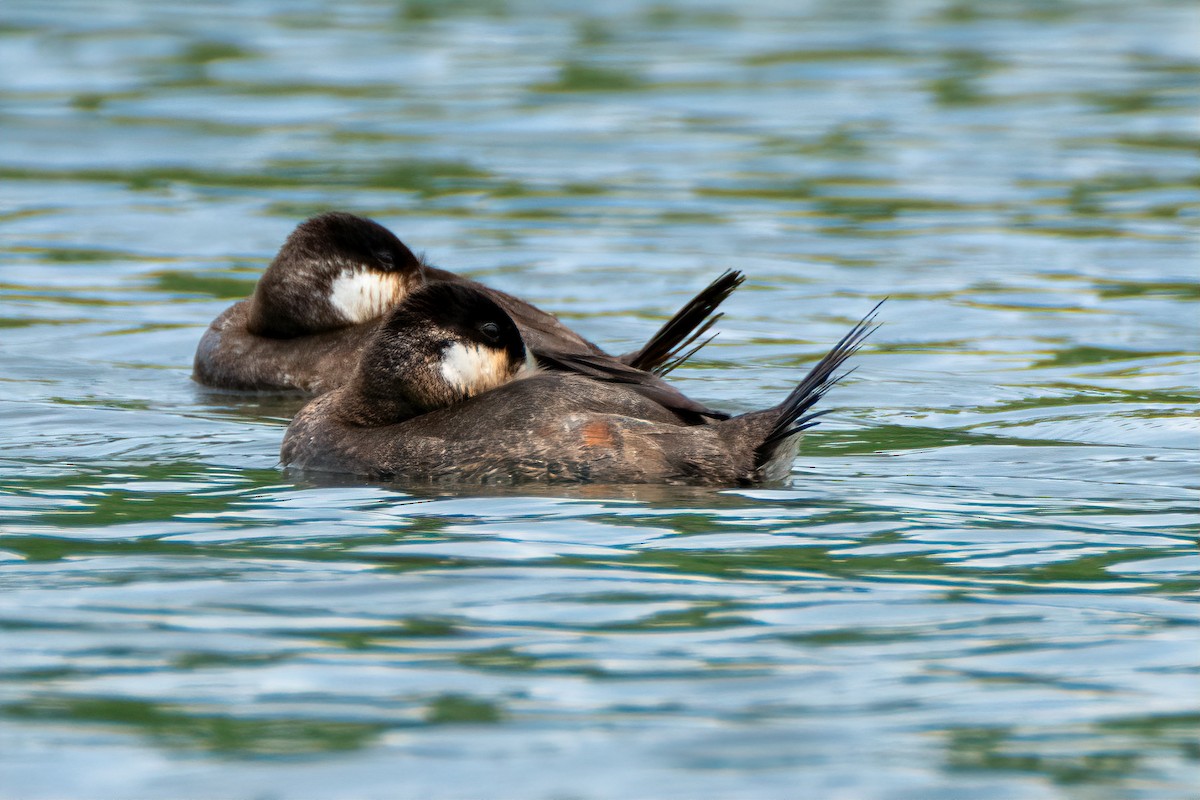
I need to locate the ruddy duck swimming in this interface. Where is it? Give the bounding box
[281,282,879,486]
[194,213,743,413]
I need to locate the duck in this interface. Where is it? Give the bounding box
[281,282,880,486]
[193,212,742,420]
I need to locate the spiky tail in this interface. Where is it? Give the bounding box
[753,300,884,476]
[622,270,745,375]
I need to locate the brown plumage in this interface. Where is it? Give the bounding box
[194,212,743,418]
[281,282,881,486]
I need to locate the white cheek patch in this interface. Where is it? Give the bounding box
[439,342,516,396]
[327,270,406,324]
[521,348,538,375]
[501,347,540,384]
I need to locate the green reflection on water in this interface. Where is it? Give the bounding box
[153,271,258,299]
[946,726,1143,785]
[641,5,739,28]
[1092,279,1200,301]
[399,0,508,23]
[576,18,614,47]
[458,647,539,672]
[171,651,292,670]
[1023,549,1188,586]
[0,159,494,197]
[2,696,387,756]
[20,247,119,263]
[1082,89,1162,114]
[2,464,282,534]
[698,181,814,200]
[1108,136,1195,154]
[763,123,880,157]
[309,619,462,650]
[805,425,1067,454]
[976,385,1199,414]
[744,47,909,66]
[535,62,648,92]
[1034,346,1185,368]
[926,49,1001,106]
[815,195,971,220]
[176,40,253,65]
[424,694,504,724]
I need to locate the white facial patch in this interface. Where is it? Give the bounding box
[519,348,539,377]
[327,269,406,324]
[439,341,517,397]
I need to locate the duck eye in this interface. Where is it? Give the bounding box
[479,321,501,342]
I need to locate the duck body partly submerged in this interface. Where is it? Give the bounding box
[194,212,742,408]
[280,282,879,487]
[285,372,816,485]
[195,300,376,395]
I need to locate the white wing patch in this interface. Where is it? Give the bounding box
[327,269,406,324]
[440,342,515,396]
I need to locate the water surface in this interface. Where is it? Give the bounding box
[1,1,1198,798]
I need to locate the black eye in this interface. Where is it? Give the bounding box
[479,321,501,342]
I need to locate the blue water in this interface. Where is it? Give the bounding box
[1,1,1198,797]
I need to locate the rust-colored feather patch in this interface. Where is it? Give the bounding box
[582,420,615,449]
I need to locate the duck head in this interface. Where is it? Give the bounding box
[347,282,535,424]
[247,212,424,338]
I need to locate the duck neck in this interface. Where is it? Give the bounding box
[336,378,429,428]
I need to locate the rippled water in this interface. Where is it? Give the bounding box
[2,1,1198,797]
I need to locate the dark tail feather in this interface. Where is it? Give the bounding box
[753,300,884,473]
[656,324,720,377]
[623,270,745,374]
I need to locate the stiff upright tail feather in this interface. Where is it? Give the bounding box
[623,270,745,375]
[753,300,884,475]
